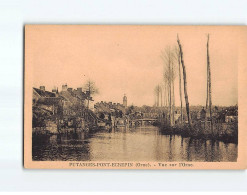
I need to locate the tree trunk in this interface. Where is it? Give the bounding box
[206,53,209,109]
[164,84,166,107]
[172,74,175,126]
[178,52,183,124]
[177,35,192,130]
[207,34,213,132]
[169,82,172,125]
[160,87,163,107]
[157,90,159,107]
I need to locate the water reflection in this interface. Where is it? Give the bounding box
[32,132,90,161]
[32,126,237,162]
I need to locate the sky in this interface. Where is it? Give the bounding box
[26,25,239,107]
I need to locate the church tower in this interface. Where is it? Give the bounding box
[123,94,127,108]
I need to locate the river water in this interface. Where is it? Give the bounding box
[32,126,237,162]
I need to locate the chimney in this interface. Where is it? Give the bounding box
[62,84,67,91]
[40,86,45,91]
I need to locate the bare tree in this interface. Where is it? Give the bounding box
[206,34,213,132]
[177,35,191,129]
[163,83,167,107]
[154,85,161,107]
[161,47,176,126]
[171,58,176,124]
[206,45,209,110]
[175,46,183,124]
[160,86,163,107]
[162,57,171,123]
[83,79,99,108]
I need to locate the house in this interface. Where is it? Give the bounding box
[33,86,62,116]
[33,86,64,130]
[33,86,56,103]
[59,84,85,117]
[94,101,112,120]
[72,87,87,106]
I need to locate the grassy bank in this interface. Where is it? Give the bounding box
[159,121,238,144]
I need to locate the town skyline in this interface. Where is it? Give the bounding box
[29,25,239,107]
[32,83,237,108]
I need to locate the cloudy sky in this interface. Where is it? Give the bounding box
[27,25,240,107]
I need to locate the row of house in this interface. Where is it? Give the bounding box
[94,101,126,121]
[32,84,95,130]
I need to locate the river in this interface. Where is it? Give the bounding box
[32,126,237,162]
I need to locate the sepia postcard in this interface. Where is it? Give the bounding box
[24,25,247,169]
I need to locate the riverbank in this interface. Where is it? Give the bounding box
[159,121,238,144]
[32,123,101,138]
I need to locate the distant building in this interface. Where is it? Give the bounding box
[94,101,126,119]
[123,94,127,108]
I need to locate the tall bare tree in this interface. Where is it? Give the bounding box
[206,34,213,131]
[154,85,161,107]
[177,35,191,129]
[163,83,167,107]
[83,80,99,109]
[175,46,183,124]
[161,47,176,126]
[171,59,175,124]
[206,46,209,110]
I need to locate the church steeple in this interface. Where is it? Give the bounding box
[123,94,127,108]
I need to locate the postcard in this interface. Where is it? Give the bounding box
[24,25,247,169]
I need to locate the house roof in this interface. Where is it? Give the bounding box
[33,88,56,98]
[72,89,87,100]
[94,103,112,113]
[36,97,62,105]
[59,90,78,104]
[94,102,126,113]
